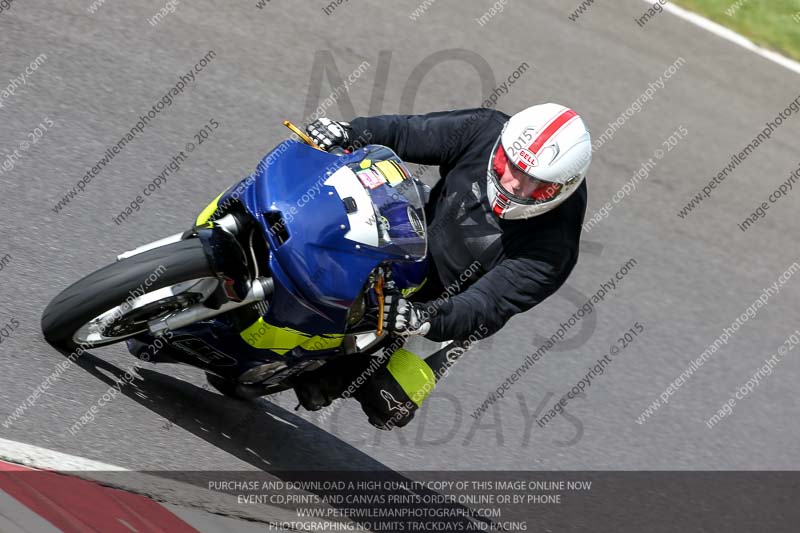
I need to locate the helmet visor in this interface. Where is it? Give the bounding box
[489,138,562,205]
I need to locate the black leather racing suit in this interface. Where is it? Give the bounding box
[349,108,588,343]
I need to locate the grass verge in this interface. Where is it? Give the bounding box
[672,0,800,62]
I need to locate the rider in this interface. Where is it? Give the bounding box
[295,104,592,429]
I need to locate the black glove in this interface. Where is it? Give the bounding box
[354,348,436,430]
[305,118,354,152]
[383,295,431,337]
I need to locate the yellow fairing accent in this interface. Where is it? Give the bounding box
[387,348,436,407]
[195,191,226,226]
[240,317,344,355]
[401,277,427,298]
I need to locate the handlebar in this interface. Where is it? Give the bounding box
[283,120,351,156]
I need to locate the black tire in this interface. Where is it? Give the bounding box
[41,238,216,350]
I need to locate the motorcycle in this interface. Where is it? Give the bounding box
[41,122,433,399]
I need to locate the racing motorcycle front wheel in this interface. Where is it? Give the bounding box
[41,239,216,352]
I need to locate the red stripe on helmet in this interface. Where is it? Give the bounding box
[493,192,509,216]
[528,109,578,155]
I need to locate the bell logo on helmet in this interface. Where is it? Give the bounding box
[517,148,539,168]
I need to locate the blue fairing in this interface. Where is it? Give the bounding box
[218,141,426,335]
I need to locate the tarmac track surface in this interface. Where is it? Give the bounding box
[0,0,798,512]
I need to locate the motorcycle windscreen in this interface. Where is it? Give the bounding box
[349,146,427,260]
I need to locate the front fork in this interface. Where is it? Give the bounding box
[115,214,274,337]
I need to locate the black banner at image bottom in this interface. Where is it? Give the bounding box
[4,471,797,532]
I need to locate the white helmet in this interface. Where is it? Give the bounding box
[487,103,591,219]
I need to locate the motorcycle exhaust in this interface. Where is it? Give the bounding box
[148,277,274,335]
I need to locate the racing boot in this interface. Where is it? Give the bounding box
[292,354,377,411]
[353,348,436,430]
